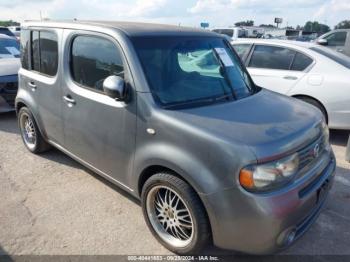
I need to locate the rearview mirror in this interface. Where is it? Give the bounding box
[103,75,126,101]
[317,39,328,46]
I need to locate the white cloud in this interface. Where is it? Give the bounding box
[0,0,349,28]
[129,0,168,17]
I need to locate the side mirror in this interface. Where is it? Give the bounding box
[317,39,328,46]
[103,75,126,101]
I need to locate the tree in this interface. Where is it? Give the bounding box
[235,20,254,27]
[303,21,330,33]
[0,20,20,27]
[335,20,350,29]
[259,24,276,28]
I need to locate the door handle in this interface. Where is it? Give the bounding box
[63,95,76,106]
[28,81,37,91]
[283,76,298,80]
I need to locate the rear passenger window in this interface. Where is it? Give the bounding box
[249,45,295,70]
[20,29,30,70]
[70,35,124,92]
[291,52,313,71]
[39,31,58,76]
[29,30,58,76]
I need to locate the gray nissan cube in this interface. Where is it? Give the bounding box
[16,21,336,255]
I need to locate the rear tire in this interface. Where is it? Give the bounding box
[18,107,51,154]
[141,172,210,254]
[299,97,328,123]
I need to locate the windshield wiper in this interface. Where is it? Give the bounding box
[163,93,233,109]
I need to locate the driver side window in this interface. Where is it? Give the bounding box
[325,32,347,47]
[70,35,124,92]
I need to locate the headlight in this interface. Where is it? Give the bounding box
[239,153,299,192]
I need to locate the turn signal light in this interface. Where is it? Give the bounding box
[239,169,254,189]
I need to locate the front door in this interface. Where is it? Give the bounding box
[61,31,136,189]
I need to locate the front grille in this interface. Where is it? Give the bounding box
[298,135,326,172]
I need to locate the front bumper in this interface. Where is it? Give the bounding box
[201,151,336,254]
[0,76,18,113]
[0,95,15,112]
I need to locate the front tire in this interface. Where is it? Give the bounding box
[18,107,51,154]
[141,173,210,254]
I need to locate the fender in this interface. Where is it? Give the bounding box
[15,90,48,141]
[132,142,228,196]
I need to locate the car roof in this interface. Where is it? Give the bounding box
[231,38,318,49]
[23,20,217,38]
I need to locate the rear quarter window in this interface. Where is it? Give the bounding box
[291,52,313,71]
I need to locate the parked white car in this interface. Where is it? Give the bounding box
[231,39,350,130]
[212,27,248,40]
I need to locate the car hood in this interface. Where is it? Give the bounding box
[0,58,20,76]
[163,89,323,161]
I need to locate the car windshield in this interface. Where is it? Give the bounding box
[0,38,20,58]
[132,36,257,108]
[0,28,15,37]
[310,46,350,69]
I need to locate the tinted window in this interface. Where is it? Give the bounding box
[325,32,347,46]
[291,52,313,71]
[310,46,350,69]
[0,28,15,37]
[20,30,30,69]
[232,44,251,59]
[40,31,58,76]
[0,38,20,59]
[133,36,256,107]
[31,31,40,72]
[71,35,124,92]
[249,45,295,70]
[213,29,233,37]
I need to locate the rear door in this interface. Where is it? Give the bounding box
[246,44,312,94]
[61,30,137,188]
[19,28,64,145]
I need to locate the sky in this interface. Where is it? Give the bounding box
[0,0,349,28]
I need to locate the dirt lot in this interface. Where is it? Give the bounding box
[1,111,350,256]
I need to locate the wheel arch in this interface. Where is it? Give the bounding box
[292,94,328,123]
[137,164,214,243]
[15,99,48,140]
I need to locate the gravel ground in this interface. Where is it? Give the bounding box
[0,111,349,256]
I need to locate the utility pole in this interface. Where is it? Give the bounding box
[346,135,350,162]
[39,10,42,21]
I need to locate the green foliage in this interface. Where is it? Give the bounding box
[259,24,276,28]
[0,20,20,27]
[335,20,350,29]
[303,21,330,33]
[235,20,254,27]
